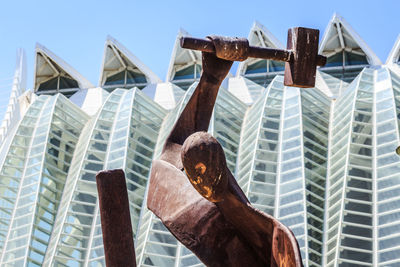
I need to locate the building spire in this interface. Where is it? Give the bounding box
[34,43,93,96]
[98,36,161,90]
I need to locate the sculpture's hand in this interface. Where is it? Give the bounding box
[201,51,233,83]
[202,35,249,82]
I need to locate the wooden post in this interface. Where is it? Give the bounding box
[96,169,136,267]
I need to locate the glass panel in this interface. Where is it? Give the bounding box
[59,76,78,89]
[104,71,125,86]
[38,77,58,90]
[174,65,196,80]
[245,60,267,74]
[345,52,368,66]
[326,52,343,67]
[126,70,147,84]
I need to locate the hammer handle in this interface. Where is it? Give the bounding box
[180,37,326,66]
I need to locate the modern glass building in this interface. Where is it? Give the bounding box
[0,13,399,266]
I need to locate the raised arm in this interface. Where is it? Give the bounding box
[160,52,232,168]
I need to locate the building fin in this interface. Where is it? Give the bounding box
[34,43,93,96]
[0,49,26,145]
[99,36,161,89]
[319,13,381,67]
[386,35,400,76]
[386,34,400,65]
[16,48,27,94]
[166,29,202,90]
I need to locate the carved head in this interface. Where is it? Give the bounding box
[181,132,228,202]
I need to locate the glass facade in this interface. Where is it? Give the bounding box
[324,68,400,267]
[42,88,165,267]
[0,95,89,266]
[0,13,400,267]
[234,76,330,266]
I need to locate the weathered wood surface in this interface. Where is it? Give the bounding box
[96,169,137,267]
[284,27,321,88]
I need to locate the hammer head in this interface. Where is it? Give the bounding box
[284,27,320,88]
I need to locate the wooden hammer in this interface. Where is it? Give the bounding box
[180,27,326,88]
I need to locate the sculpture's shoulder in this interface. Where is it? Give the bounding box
[147,160,269,267]
[147,159,207,220]
[271,219,304,267]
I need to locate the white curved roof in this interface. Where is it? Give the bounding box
[98,36,161,87]
[166,29,202,82]
[34,43,93,91]
[142,82,185,110]
[319,13,381,65]
[386,34,400,65]
[69,87,109,116]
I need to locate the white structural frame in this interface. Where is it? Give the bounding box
[166,29,202,83]
[0,49,26,145]
[386,35,400,78]
[34,43,93,93]
[319,13,382,66]
[98,35,161,87]
[386,35,400,65]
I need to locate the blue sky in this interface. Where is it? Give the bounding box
[0,0,399,88]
